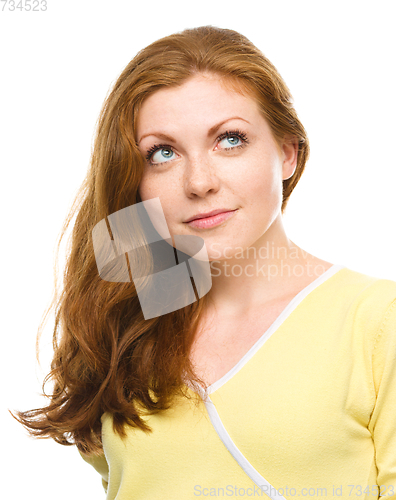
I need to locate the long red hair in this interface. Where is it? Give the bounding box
[11,25,310,455]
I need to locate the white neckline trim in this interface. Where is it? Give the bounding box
[195,263,345,397]
[205,396,287,499]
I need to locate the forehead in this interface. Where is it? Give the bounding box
[136,73,261,134]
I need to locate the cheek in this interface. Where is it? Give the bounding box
[138,168,182,211]
[138,175,177,223]
[241,158,282,202]
[137,173,159,202]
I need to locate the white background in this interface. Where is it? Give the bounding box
[1,0,395,498]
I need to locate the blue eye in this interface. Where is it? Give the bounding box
[144,129,249,165]
[218,135,242,149]
[151,148,175,163]
[145,145,177,165]
[216,129,249,152]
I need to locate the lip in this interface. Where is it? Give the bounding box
[184,209,238,229]
[184,208,236,223]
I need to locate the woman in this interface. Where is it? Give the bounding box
[13,26,396,499]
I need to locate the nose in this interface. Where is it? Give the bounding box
[184,153,221,198]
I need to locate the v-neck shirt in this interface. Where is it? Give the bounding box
[80,265,396,500]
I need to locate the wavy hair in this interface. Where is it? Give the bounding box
[11,25,310,455]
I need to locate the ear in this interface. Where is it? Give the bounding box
[281,136,298,181]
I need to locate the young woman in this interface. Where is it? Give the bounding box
[13,26,396,499]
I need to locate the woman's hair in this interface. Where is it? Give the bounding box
[12,25,310,455]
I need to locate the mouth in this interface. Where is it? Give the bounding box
[184,209,238,229]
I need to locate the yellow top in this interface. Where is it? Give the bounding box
[80,265,396,499]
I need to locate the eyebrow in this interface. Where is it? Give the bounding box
[138,116,250,144]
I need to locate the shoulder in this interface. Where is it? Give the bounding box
[328,266,396,338]
[329,265,396,307]
[79,446,109,493]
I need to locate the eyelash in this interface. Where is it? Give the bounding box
[144,129,250,164]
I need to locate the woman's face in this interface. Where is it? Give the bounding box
[136,72,297,261]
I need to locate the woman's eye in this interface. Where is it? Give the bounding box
[149,147,176,164]
[218,135,243,149]
[145,131,248,165]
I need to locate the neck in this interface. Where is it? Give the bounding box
[205,215,329,315]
